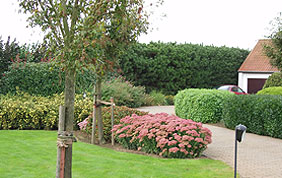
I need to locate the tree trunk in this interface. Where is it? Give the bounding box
[96,77,105,144]
[56,69,76,178]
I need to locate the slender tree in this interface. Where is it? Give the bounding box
[18,0,162,177]
[264,12,282,71]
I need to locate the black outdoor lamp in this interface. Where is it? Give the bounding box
[234,124,247,178]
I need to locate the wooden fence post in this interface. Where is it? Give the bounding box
[110,97,115,146]
[56,106,65,178]
[91,86,97,144]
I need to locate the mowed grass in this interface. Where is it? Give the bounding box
[0,130,234,178]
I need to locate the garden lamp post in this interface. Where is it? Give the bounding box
[234,124,247,178]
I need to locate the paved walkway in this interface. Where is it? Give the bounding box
[137,106,282,178]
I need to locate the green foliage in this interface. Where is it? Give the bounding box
[165,95,174,105]
[101,76,147,108]
[223,95,282,138]
[175,89,233,123]
[78,106,148,142]
[119,42,249,95]
[263,72,282,89]
[0,62,96,96]
[257,86,282,96]
[148,90,167,106]
[0,92,93,130]
[0,36,20,77]
[264,13,282,71]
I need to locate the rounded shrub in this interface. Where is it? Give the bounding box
[101,76,147,108]
[263,72,282,89]
[112,113,212,159]
[174,89,233,123]
[223,95,282,138]
[77,106,148,142]
[257,86,282,96]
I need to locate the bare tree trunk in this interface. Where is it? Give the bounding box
[56,69,76,178]
[96,77,105,144]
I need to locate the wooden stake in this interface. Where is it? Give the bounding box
[56,106,65,178]
[91,85,97,144]
[110,97,114,146]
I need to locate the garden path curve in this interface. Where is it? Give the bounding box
[137,106,282,178]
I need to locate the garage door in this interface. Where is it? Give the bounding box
[248,78,267,94]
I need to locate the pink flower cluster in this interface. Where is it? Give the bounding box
[112,113,212,159]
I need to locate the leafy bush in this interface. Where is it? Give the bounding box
[112,113,212,158]
[263,72,282,89]
[0,62,96,96]
[148,90,167,106]
[120,42,249,95]
[165,95,174,105]
[101,76,147,108]
[257,87,282,96]
[78,106,148,142]
[174,89,233,123]
[223,95,282,138]
[0,91,93,130]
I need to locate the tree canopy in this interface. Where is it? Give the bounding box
[265,12,282,71]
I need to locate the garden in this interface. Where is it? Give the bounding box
[0,36,252,177]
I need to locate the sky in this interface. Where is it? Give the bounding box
[0,0,281,50]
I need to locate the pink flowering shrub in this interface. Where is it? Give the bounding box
[112,113,212,159]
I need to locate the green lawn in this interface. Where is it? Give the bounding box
[0,130,234,178]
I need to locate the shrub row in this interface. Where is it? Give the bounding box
[0,62,96,96]
[257,87,282,96]
[120,42,249,95]
[112,113,212,158]
[0,91,92,130]
[223,95,282,138]
[174,89,233,123]
[78,106,148,142]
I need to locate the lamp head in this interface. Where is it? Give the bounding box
[235,124,247,142]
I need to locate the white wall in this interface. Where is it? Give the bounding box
[238,72,273,93]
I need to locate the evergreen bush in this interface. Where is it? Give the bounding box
[223,95,282,138]
[263,72,282,89]
[174,89,233,123]
[257,86,282,96]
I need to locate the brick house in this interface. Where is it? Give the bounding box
[238,39,279,94]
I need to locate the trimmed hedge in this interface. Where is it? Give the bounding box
[112,113,212,158]
[263,72,282,89]
[174,89,233,123]
[120,42,249,95]
[0,92,92,130]
[257,87,282,96]
[0,62,96,96]
[223,95,282,138]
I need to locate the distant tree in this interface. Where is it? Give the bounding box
[264,12,282,71]
[0,36,20,77]
[18,0,162,178]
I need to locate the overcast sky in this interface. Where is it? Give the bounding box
[0,0,281,50]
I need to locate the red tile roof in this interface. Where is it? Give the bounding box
[238,39,279,72]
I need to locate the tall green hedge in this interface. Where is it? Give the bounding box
[0,62,96,96]
[120,42,249,95]
[223,95,282,138]
[174,89,233,123]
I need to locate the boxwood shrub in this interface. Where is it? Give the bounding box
[223,95,282,138]
[257,87,282,96]
[174,89,233,123]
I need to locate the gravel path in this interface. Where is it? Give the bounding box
[137,106,282,178]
